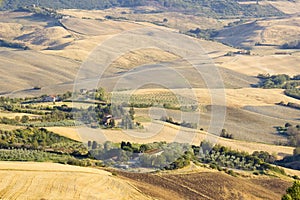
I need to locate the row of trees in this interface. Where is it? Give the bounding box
[0,149,101,167]
[160,116,197,129]
[88,140,286,174]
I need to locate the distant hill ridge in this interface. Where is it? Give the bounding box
[1,0,284,17]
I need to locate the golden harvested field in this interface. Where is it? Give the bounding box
[0,124,24,131]
[46,127,82,141]
[0,10,236,97]
[217,54,300,76]
[0,111,37,119]
[0,161,295,200]
[262,1,300,14]
[0,162,149,200]
[216,16,300,47]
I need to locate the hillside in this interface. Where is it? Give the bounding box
[0,161,294,200]
[113,168,291,200]
[0,0,284,17]
[215,16,300,48]
[0,162,150,200]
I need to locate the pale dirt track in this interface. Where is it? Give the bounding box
[0,162,150,200]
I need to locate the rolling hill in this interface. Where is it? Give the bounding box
[0,0,285,17]
[0,4,299,200]
[0,161,150,200]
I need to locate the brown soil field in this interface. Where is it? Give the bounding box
[110,169,291,200]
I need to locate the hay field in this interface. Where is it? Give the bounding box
[262,1,300,14]
[216,16,300,47]
[0,124,24,131]
[0,162,149,200]
[46,127,82,141]
[0,111,37,119]
[0,10,236,96]
[217,54,300,76]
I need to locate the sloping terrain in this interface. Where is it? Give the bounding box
[262,0,300,15]
[111,169,291,200]
[0,162,150,200]
[0,0,284,17]
[215,16,300,48]
[0,161,294,200]
[0,48,79,95]
[216,54,300,76]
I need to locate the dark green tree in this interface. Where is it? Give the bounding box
[282,181,300,200]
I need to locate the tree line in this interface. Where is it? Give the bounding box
[0,0,283,17]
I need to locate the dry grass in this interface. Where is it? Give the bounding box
[262,1,300,14]
[216,16,300,47]
[46,127,82,141]
[123,88,299,108]
[0,124,24,131]
[0,161,149,200]
[0,111,37,119]
[217,54,300,76]
[105,48,179,76]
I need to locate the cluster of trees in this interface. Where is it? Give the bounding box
[161,116,197,129]
[0,39,29,50]
[285,88,300,100]
[276,123,300,147]
[257,74,291,89]
[278,102,300,111]
[277,149,300,171]
[186,28,218,40]
[89,141,191,169]
[0,149,101,167]
[164,151,193,170]
[196,141,283,173]
[88,140,285,174]
[282,181,300,200]
[257,73,300,100]
[0,127,97,167]
[220,129,234,139]
[0,127,87,155]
